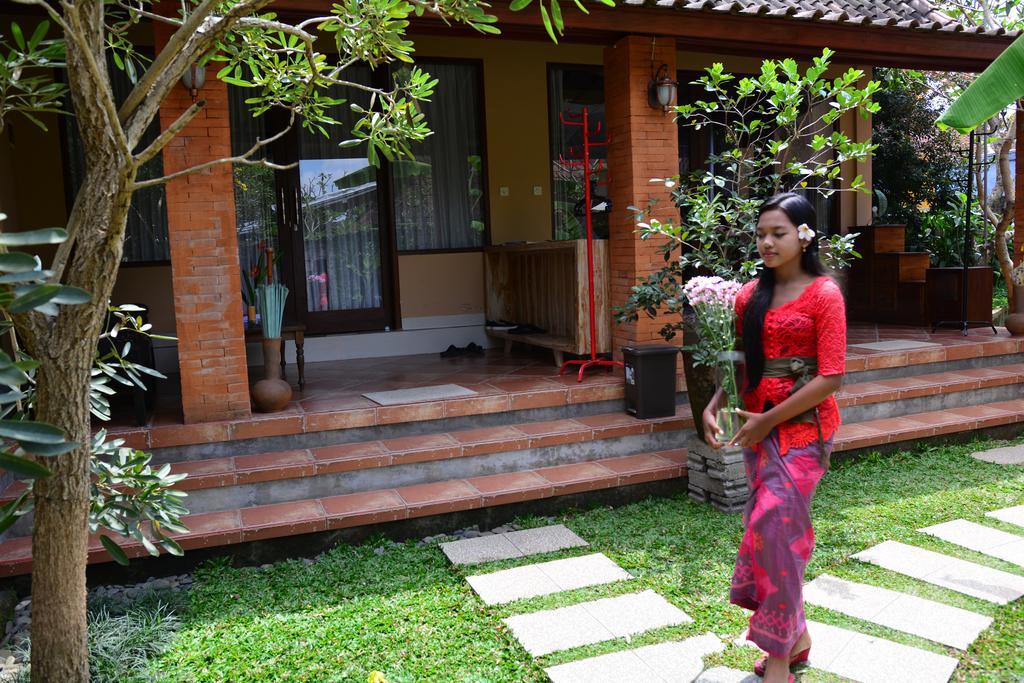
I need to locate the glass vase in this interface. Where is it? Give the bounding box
[715,351,745,444]
[716,406,745,444]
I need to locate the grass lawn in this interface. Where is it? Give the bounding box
[148,437,1024,682]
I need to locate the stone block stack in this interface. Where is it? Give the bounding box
[687,444,748,514]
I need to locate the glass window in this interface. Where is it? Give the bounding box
[548,65,608,240]
[64,55,169,263]
[297,66,384,311]
[391,61,487,251]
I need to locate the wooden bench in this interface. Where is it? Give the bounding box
[484,240,610,366]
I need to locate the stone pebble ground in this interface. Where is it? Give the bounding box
[443,505,1024,682]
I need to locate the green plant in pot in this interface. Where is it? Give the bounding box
[616,50,878,438]
[252,283,292,412]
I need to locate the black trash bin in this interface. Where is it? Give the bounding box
[623,344,678,419]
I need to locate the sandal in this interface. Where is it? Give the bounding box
[753,645,810,677]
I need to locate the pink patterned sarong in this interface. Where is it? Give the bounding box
[729,429,830,658]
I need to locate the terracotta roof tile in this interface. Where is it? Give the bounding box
[630,0,1010,36]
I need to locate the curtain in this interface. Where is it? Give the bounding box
[298,66,382,312]
[548,65,607,240]
[65,56,169,262]
[391,62,486,251]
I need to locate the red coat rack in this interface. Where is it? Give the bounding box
[558,107,624,382]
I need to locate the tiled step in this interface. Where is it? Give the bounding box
[110,374,631,453]
[834,397,1024,453]
[837,362,1024,422]
[1,410,691,528]
[843,336,1024,383]
[0,449,686,577]
[166,410,688,492]
[104,333,1024,454]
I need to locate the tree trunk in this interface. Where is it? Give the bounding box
[22,160,133,681]
[28,353,93,683]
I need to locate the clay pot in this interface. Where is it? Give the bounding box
[252,338,292,412]
[1005,285,1024,336]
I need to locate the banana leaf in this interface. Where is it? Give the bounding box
[938,34,1024,133]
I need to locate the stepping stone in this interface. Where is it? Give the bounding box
[971,444,1024,465]
[440,524,587,565]
[740,619,958,683]
[504,524,589,556]
[440,534,522,565]
[920,519,1024,568]
[502,590,690,656]
[988,505,1024,530]
[467,552,630,605]
[852,541,1024,604]
[695,668,759,683]
[544,633,723,683]
[803,574,992,649]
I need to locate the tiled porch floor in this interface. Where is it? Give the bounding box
[105,323,1020,449]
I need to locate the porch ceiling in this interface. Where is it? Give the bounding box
[273,0,1017,73]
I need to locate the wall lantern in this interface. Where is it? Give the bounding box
[648,63,678,112]
[181,63,206,101]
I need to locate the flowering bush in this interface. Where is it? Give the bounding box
[683,276,743,414]
[616,50,877,342]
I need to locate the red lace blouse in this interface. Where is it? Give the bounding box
[734,275,846,455]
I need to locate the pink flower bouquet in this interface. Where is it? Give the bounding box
[682,276,745,440]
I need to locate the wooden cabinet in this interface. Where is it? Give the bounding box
[484,240,611,363]
[847,224,931,325]
[926,266,993,326]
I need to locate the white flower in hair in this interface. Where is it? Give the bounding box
[797,223,815,241]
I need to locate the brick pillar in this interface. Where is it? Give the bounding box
[604,36,680,356]
[155,26,251,423]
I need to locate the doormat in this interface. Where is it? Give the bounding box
[363,384,478,406]
[849,340,941,352]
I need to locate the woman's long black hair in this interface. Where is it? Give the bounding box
[742,192,829,392]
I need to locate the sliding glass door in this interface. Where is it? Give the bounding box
[228,59,486,335]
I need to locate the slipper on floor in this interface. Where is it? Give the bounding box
[440,344,465,359]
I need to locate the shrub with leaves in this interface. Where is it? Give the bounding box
[14,600,181,683]
[617,50,879,341]
[0,214,86,532]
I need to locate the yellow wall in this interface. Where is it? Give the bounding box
[412,35,604,245]
[398,253,484,318]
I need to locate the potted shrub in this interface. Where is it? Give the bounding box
[920,194,994,327]
[616,50,877,435]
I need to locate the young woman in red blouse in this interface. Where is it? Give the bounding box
[702,192,847,683]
